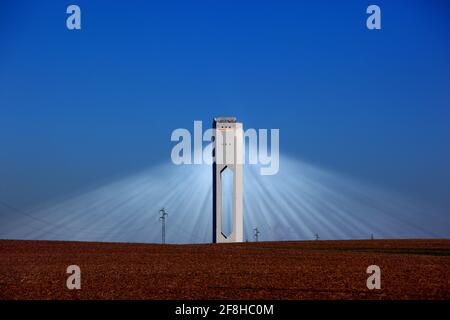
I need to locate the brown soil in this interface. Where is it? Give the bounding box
[0,239,449,300]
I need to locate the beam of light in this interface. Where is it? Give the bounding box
[244,156,449,241]
[0,155,448,243]
[0,164,212,243]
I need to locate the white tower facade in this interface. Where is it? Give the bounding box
[212,117,244,243]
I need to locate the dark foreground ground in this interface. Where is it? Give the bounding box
[0,239,449,300]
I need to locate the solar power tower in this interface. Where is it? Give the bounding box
[212,117,244,243]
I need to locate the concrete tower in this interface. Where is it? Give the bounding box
[212,117,244,243]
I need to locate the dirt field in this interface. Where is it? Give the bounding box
[0,239,449,300]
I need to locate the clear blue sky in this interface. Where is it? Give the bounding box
[1,0,449,213]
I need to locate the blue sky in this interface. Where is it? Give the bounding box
[0,0,449,219]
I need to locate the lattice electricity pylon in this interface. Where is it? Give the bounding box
[159,208,168,244]
[253,227,260,242]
